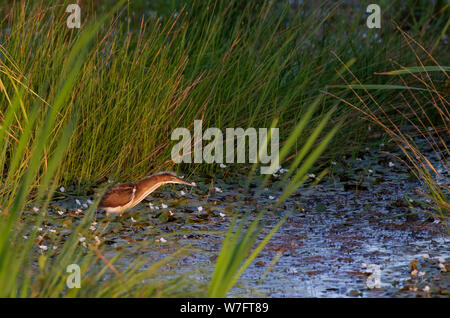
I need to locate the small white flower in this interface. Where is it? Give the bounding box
[89,225,96,231]
[214,187,222,193]
[374,278,381,288]
[39,245,48,251]
[331,161,337,166]
[180,190,186,196]
[33,206,39,212]
[130,217,136,223]
[57,210,64,216]
[87,199,93,205]
[308,173,316,179]
[197,206,203,212]
[38,227,43,232]
[49,229,56,233]
[94,236,101,245]
[423,285,430,293]
[388,162,395,168]
[169,211,174,216]
[366,277,381,289]
[422,253,430,259]
[75,199,81,206]
[220,163,227,168]
[160,237,167,243]
[23,235,28,240]
[418,271,425,277]
[438,263,446,272]
[356,158,362,161]
[268,196,275,200]
[191,182,196,187]
[60,186,65,192]
[411,269,418,276]
[161,203,168,209]
[368,169,373,174]
[362,263,367,268]
[366,264,381,289]
[53,246,58,250]
[219,212,226,218]
[79,237,86,243]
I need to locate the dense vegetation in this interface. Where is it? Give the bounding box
[0,0,447,297]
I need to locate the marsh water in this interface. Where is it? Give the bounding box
[29,142,449,297]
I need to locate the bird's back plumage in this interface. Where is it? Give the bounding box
[99,182,136,208]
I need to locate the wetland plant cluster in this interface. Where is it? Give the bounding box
[0,0,448,297]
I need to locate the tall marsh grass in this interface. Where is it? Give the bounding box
[0,1,341,297]
[328,29,449,226]
[0,0,447,297]
[1,0,443,187]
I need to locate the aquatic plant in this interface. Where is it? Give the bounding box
[328,28,449,227]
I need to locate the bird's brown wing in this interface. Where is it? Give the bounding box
[99,183,136,208]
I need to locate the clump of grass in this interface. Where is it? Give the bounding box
[1,0,443,187]
[0,1,341,297]
[0,2,200,298]
[328,28,449,227]
[208,101,340,297]
[0,0,447,298]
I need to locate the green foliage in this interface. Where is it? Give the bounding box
[332,58,449,225]
[1,0,443,186]
[0,0,446,298]
[207,101,339,297]
[0,1,195,298]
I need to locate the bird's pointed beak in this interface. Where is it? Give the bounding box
[174,177,195,186]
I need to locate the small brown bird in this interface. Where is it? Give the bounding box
[99,172,194,216]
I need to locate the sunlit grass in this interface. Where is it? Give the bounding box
[2,0,443,187]
[0,0,447,298]
[328,30,449,228]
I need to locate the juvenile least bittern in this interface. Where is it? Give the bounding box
[99,172,194,216]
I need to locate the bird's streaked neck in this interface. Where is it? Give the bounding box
[135,176,171,201]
